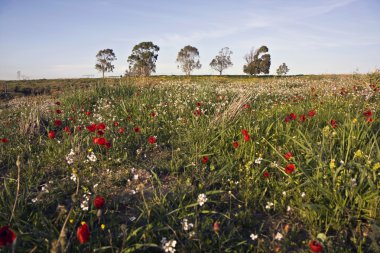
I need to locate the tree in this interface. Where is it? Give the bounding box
[95,49,117,78]
[276,63,289,76]
[127,42,160,76]
[243,46,271,76]
[176,45,202,75]
[210,47,233,75]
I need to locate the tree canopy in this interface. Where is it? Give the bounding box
[243,46,271,76]
[95,49,117,78]
[127,42,160,76]
[176,45,202,75]
[210,47,233,75]
[276,63,290,76]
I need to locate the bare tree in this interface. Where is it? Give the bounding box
[95,49,117,78]
[210,47,233,75]
[176,45,202,75]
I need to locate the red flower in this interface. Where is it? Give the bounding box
[232,141,239,149]
[213,222,219,233]
[48,131,55,139]
[97,130,104,136]
[113,121,119,127]
[134,127,141,133]
[56,109,62,114]
[241,129,249,135]
[94,195,105,209]
[148,136,157,144]
[76,223,90,244]
[97,123,106,130]
[363,110,372,118]
[243,104,250,109]
[94,137,106,146]
[105,142,111,149]
[284,152,293,160]
[284,116,291,123]
[150,112,156,117]
[194,109,201,116]
[64,126,71,133]
[87,124,97,132]
[367,117,373,123]
[54,120,62,127]
[55,101,61,106]
[309,240,323,253]
[196,102,201,107]
[299,114,306,122]
[119,128,125,134]
[77,126,82,131]
[285,164,296,174]
[263,171,270,178]
[289,113,297,120]
[330,119,337,128]
[1,138,9,143]
[243,134,250,142]
[202,156,209,164]
[0,225,16,247]
[308,110,316,117]
[85,111,91,116]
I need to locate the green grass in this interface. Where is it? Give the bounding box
[0,75,379,252]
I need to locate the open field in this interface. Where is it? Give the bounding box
[0,75,379,252]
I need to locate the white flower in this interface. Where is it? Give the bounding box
[87,152,97,162]
[255,157,263,164]
[301,192,306,198]
[163,240,177,253]
[197,193,208,206]
[265,202,274,209]
[282,191,286,196]
[181,218,194,231]
[70,173,77,182]
[274,232,284,241]
[250,233,258,241]
[65,149,75,164]
[287,206,292,212]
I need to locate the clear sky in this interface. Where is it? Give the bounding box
[0,0,379,79]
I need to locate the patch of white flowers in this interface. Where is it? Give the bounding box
[65,149,75,165]
[197,193,208,206]
[161,237,177,253]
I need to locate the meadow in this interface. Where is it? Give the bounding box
[0,74,379,252]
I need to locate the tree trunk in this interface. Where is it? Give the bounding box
[102,70,105,79]
[219,70,222,75]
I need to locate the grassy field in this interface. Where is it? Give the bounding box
[0,74,379,252]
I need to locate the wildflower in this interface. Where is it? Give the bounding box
[48,130,55,139]
[54,119,62,126]
[232,141,239,149]
[308,110,316,117]
[94,195,105,209]
[299,114,306,122]
[162,239,177,253]
[363,110,372,118]
[289,113,297,120]
[181,218,193,231]
[243,134,250,141]
[255,157,263,164]
[330,119,337,128]
[97,123,106,130]
[113,121,119,127]
[87,152,97,162]
[265,202,274,209]
[87,124,97,132]
[85,111,91,116]
[309,240,323,253]
[134,127,141,133]
[213,221,219,233]
[56,109,62,114]
[301,192,306,198]
[100,224,105,230]
[1,138,9,143]
[119,128,125,134]
[354,150,363,158]
[97,130,104,136]
[366,117,373,123]
[94,137,106,146]
[250,233,258,241]
[241,129,249,135]
[274,232,283,241]
[352,118,358,123]
[55,101,61,105]
[197,193,208,206]
[373,162,380,171]
[329,159,336,169]
[76,223,90,244]
[0,225,16,247]
[263,170,270,178]
[201,156,209,164]
[148,136,157,144]
[284,152,293,160]
[285,164,296,174]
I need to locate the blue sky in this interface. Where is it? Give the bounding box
[0,0,379,79]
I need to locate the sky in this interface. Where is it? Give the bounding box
[0,0,379,80]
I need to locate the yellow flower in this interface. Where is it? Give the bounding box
[354,150,363,158]
[81,221,86,225]
[352,118,357,123]
[101,224,106,230]
[72,168,77,174]
[322,126,330,137]
[88,148,93,152]
[373,162,380,171]
[69,219,74,224]
[329,159,336,169]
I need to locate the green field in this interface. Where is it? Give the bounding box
[0,75,379,252]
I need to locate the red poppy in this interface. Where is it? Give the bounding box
[55,101,61,106]
[64,126,71,134]
[363,110,372,118]
[232,141,239,149]
[119,128,125,134]
[243,104,250,109]
[194,109,201,116]
[1,138,9,143]
[243,134,250,142]
[85,111,91,116]
[330,119,337,128]
[196,102,201,107]
[94,196,105,209]
[56,109,62,114]
[213,222,219,233]
[299,114,306,122]
[285,164,296,174]
[77,126,82,131]
[150,112,156,117]
[105,142,111,149]
[308,110,316,117]
[367,117,373,123]
[263,171,270,178]
[97,130,104,136]
[76,223,90,244]
[309,240,323,253]
[0,225,16,247]
[54,120,62,126]
[113,121,119,127]
[241,129,249,135]
[48,131,55,139]
[97,123,106,130]
[134,127,141,133]
[87,124,97,132]
[202,156,209,164]
[148,136,157,144]
[94,137,106,146]
[284,152,293,160]
[289,113,297,120]
[284,116,292,123]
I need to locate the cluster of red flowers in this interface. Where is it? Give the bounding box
[241,129,250,141]
[363,110,373,123]
[285,110,316,123]
[284,152,295,174]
